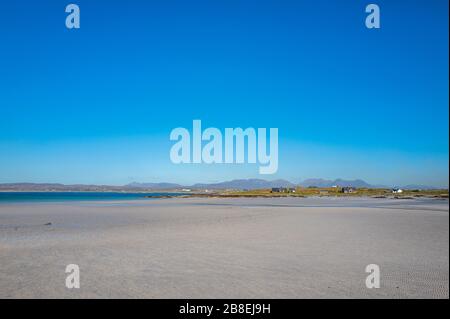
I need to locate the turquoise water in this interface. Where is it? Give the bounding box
[0,192,182,203]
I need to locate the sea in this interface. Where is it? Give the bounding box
[0,192,183,203]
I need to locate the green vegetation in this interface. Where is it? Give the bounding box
[219,187,449,198]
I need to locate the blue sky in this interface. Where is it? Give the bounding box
[0,0,448,187]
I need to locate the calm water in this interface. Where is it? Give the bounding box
[0,192,183,203]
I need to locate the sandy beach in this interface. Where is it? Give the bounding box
[0,197,448,298]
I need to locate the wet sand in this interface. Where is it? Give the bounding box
[0,197,448,298]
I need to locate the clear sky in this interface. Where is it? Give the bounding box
[0,0,448,187]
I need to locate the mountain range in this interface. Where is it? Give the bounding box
[298,178,372,188]
[0,179,444,191]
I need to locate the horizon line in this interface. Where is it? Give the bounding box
[0,178,448,189]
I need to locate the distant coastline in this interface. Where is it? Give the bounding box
[1,179,448,203]
[0,178,447,193]
[0,189,448,203]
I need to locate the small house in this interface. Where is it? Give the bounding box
[341,187,356,193]
[271,187,296,193]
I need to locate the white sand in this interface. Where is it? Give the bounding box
[0,197,448,298]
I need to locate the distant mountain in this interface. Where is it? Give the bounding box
[300,178,373,188]
[334,179,373,188]
[0,179,296,191]
[1,180,445,191]
[125,182,183,189]
[191,178,296,190]
[299,178,333,188]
